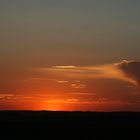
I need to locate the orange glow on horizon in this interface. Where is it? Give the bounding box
[44,103,66,111]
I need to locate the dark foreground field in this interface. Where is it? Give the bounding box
[0,111,140,139]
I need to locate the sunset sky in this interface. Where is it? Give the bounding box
[0,0,140,111]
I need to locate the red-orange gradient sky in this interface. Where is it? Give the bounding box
[0,0,140,111]
[1,60,140,111]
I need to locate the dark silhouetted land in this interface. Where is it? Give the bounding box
[0,111,140,139]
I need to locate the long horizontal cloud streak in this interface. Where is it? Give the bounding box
[36,60,140,86]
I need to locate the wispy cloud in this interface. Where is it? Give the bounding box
[47,98,80,104]
[55,80,69,83]
[35,60,140,86]
[71,83,86,89]
[70,92,95,96]
[0,94,23,100]
[45,98,131,106]
[52,66,76,69]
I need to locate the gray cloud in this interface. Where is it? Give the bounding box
[117,60,140,86]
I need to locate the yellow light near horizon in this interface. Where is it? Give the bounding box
[46,103,66,111]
